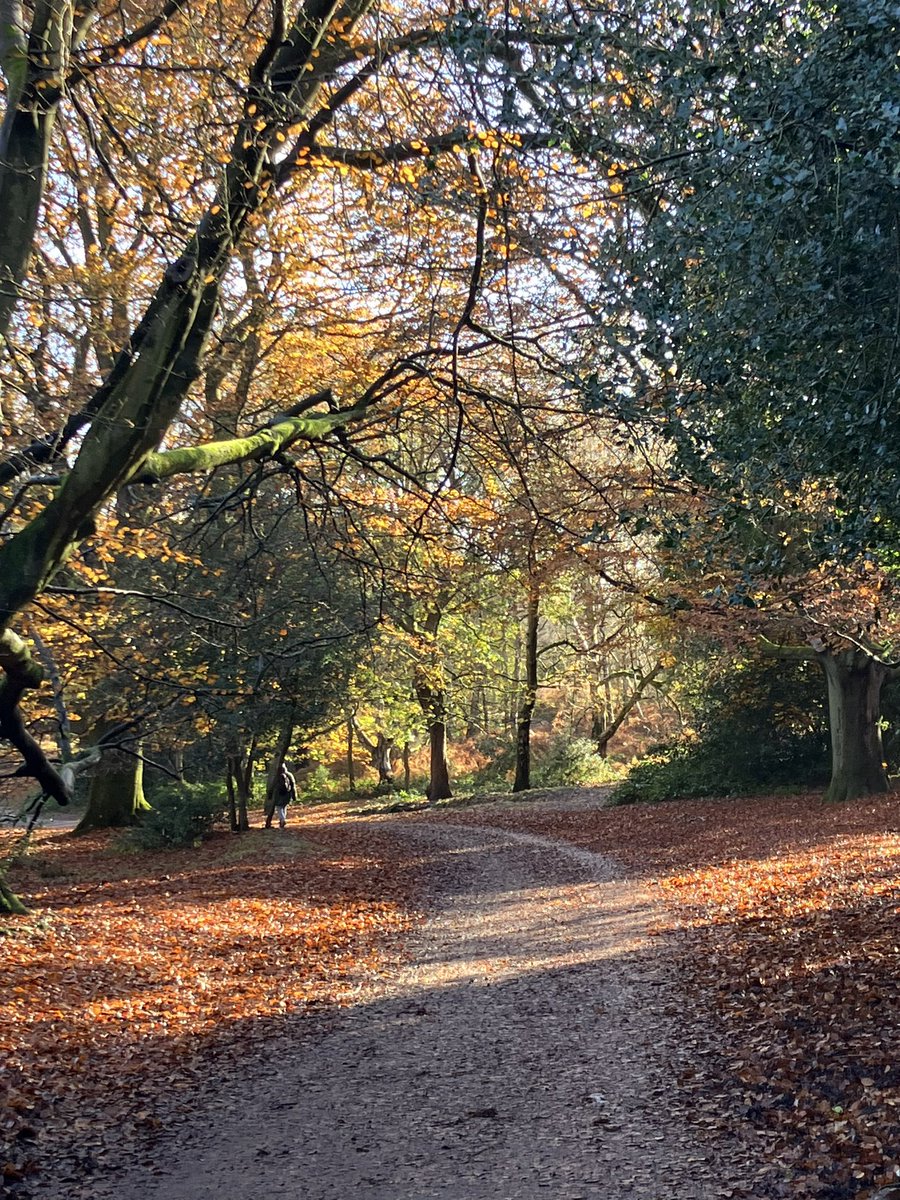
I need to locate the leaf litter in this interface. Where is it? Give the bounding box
[444,790,900,1200]
[4,791,900,1200]
[0,821,420,1198]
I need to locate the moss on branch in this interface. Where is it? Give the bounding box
[137,403,369,482]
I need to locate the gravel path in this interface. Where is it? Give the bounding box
[53,818,748,1199]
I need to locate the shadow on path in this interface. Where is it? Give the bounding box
[44,820,754,1200]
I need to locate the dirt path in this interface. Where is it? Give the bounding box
[48,817,749,1199]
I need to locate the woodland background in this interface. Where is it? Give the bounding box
[0,0,898,834]
[1,2,900,1195]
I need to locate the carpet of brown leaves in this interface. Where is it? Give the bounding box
[5,793,900,1200]
[0,821,420,1196]
[446,791,900,1200]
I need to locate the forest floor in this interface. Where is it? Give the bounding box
[2,788,899,1199]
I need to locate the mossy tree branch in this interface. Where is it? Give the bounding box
[135,391,373,483]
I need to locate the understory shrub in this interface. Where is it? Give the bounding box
[128,781,226,849]
[532,737,623,788]
[611,658,831,804]
[456,735,623,793]
[459,743,516,792]
[299,764,340,800]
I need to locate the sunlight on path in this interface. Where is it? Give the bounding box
[48,820,748,1200]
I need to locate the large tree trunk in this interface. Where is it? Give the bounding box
[414,674,452,803]
[75,737,150,833]
[820,649,890,803]
[512,584,539,792]
[0,0,76,348]
[425,718,452,803]
[372,732,396,790]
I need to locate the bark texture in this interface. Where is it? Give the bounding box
[512,584,539,792]
[819,649,890,803]
[75,738,150,833]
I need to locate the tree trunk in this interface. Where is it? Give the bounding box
[236,761,252,831]
[512,584,539,793]
[346,718,356,793]
[402,740,411,790]
[407,605,452,802]
[172,749,185,783]
[0,1,376,619]
[373,732,396,791]
[351,715,396,790]
[414,674,452,802]
[75,739,150,833]
[226,738,255,832]
[510,636,521,732]
[266,712,294,808]
[0,0,72,347]
[226,759,239,832]
[426,719,452,802]
[593,662,664,758]
[820,650,890,803]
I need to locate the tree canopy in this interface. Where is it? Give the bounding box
[0,0,898,820]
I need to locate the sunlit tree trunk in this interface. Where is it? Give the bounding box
[75,733,150,833]
[0,0,78,348]
[425,717,452,802]
[351,717,396,790]
[346,717,356,793]
[592,662,664,758]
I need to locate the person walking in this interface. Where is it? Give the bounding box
[264,763,297,828]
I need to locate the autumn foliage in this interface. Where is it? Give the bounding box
[0,818,420,1192]
[445,792,900,1199]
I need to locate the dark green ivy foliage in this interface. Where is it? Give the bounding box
[581,0,900,571]
[611,657,832,804]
